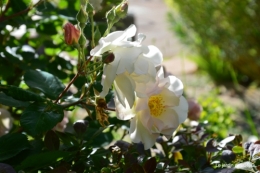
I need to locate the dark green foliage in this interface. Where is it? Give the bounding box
[0,133,30,161]
[24,70,65,100]
[20,102,64,137]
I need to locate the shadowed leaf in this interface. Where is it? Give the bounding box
[20,102,64,136]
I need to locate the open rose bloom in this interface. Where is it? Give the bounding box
[91,25,188,150]
[91,24,162,108]
[115,67,188,149]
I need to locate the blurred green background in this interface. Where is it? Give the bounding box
[166,0,260,86]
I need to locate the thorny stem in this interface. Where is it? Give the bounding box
[106,107,115,111]
[54,72,80,104]
[90,14,95,49]
[61,99,115,112]
[54,55,94,104]
[0,0,45,22]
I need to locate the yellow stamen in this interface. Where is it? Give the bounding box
[148,95,165,117]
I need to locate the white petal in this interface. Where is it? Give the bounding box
[137,109,151,128]
[115,47,142,74]
[115,97,135,120]
[123,24,137,39]
[165,76,184,96]
[142,45,163,66]
[135,98,149,112]
[137,33,146,43]
[157,66,165,80]
[156,108,180,129]
[161,88,180,107]
[104,30,125,42]
[114,73,136,108]
[114,81,126,108]
[100,57,120,97]
[129,115,157,150]
[148,117,165,133]
[134,56,149,75]
[160,127,176,139]
[173,96,188,124]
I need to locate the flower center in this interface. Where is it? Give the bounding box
[148,95,165,117]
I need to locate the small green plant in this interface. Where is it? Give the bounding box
[198,94,235,138]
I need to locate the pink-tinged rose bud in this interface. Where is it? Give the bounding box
[120,2,128,12]
[188,99,202,121]
[63,22,80,45]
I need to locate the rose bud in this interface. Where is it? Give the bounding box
[102,52,115,64]
[187,99,202,121]
[63,22,80,45]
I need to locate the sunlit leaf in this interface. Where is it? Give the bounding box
[232,146,244,154]
[24,70,65,100]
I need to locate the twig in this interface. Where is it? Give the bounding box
[54,72,80,104]
[106,107,115,111]
[0,0,45,22]
[61,98,115,112]
[61,99,85,108]
[0,0,10,17]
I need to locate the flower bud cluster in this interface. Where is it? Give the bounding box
[106,2,128,25]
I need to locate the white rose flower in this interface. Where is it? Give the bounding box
[115,67,188,150]
[90,24,163,108]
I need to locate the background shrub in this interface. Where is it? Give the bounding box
[167,0,260,85]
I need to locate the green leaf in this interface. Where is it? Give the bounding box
[20,102,64,136]
[0,133,30,161]
[55,131,79,148]
[24,70,65,100]
[0,92,30,107]
[0,85,44,102]
[232,146,244,154]
[16,151,70,170]
[44,130,60,151]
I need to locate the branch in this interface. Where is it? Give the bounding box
[0,0,45,22]
[106,107,115,111]
[61,99,116,112]
[54,72,80,104]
